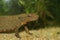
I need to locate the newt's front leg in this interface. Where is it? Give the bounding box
[23,25,32,35]
[24,25,39,37]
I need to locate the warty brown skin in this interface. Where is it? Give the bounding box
[0,13,39,38]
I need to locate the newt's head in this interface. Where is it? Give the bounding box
[18,13,39,23]
[26,14,39,21]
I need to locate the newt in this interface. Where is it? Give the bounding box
[0,13,38,38]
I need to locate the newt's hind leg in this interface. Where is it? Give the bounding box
[15,31,20,38]
[15,25,21,38]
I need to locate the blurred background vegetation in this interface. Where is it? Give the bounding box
[0,0,60,29]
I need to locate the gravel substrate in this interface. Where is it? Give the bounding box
[0,27,60,40]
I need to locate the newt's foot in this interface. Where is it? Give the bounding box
[27,32,33,35]
[15,33,21,39]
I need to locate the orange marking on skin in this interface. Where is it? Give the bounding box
[1,30,4,32]
[21,22,27,25]
[0,30,2,32]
